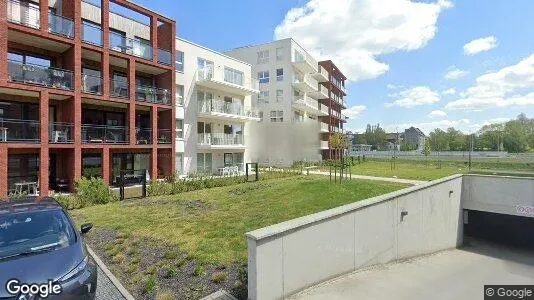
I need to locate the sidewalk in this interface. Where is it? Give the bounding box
[308,171,426,185]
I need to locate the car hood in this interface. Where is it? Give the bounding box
[0,242,86,297]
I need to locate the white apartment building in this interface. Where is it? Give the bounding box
[226,38,329,166]
[175,38,260,176]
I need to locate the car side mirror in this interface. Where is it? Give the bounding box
[81,223,93,234]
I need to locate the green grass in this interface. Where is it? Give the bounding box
[71,176,407,265]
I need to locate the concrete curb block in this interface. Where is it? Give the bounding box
[87,246,135,300]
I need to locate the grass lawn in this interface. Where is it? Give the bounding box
[71,176,407,265]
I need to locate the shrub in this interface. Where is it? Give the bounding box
[164,267,178,278]
[211,271,228,283]
[143,275,157,294]
[155,291,174,300]
[163,250,179,260]
[175,258,186,268]
[193,264,205,277]
[75,177,118,206]
[111,253,125,264]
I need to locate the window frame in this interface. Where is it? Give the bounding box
[176,51,184,72]
[258,71,270,84]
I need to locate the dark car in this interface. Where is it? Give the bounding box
[0,197,97,300]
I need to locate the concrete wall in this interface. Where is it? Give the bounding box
[246,175,464,300]
[463,175,534,218]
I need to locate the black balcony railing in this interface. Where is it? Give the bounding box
[7,0,40,29]
[81,124,128,144]
[111,79,129,98]
[157,129,172,144]
[110,32,153,60]
[136,85,171,105]
[158,48,172,65]
[8,60,74,90]
[82,74,103,95]
[82,21,103,46]
[0,118,40,143]
[48,12,74,38]
[136,128,152,144]
[49,122,73,143]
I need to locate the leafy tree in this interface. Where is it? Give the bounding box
[423,139,431,157]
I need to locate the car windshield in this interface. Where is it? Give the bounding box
[0,209,76,260]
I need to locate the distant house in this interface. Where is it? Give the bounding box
[402,127,426,150]
[386,132,402,151]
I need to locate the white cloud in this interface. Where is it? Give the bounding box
[385,86,440,108]
[442,88,456,95]
[344,105,367,119]
[463,36,498,55]
[274,0,452,81]
[444,66,468,80]
[445,54,534,110]
[384,119,471,135]
[428,110,447,118]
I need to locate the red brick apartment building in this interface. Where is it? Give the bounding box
[319,60,347,160]
[0,0,176,197]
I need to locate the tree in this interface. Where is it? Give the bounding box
[329,132,351,153]
[423,139,431,157]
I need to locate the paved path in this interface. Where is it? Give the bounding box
[291,240,534,300]
[308,171,426,185]
[95,266,126,300]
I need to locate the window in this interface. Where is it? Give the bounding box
[270,110,283,122]
[257,50,269,64]
[176,51,184,72]
[176,153,183,175]
[258,91,269,104]
[294,111,304,123]
[198,58,214,79]
[176,119,183,139]
[259,111,264,122]
[276,89,283,102]
[224,67,244,86]
[82,154,102,178]
[276,47,283,61]
[258,71,269,84]
[176,85,184,106]
[276,68,284,81]
[197,153,212,174]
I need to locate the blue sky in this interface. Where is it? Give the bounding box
[134,0,534,134]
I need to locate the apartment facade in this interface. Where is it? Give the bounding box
[318,60,348,160]
[226,38,329,166]
[0,0,176,196]
[175,38,259,176]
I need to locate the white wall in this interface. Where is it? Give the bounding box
[246,175,464,300]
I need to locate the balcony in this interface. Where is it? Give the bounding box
[136,85,171,105]
[157,129,172,144]
[110,32,153,60]
[82,21,103,46]
[320,122,329,133]
[320,140,329,150]
[82,74,103,95]
[0,119,40,143]
[8,60,74,91]
[7,0,40,29]
[308,84,329,100]
[136,128,152,145]
[312,65,329,83]
[81,124,128,144]
[198,99,260,121]
[320,103,329,115]
[111,79,129,99]
[292,50,318,74]
[292,74,317,94]
[196,67,259,96]
[49,122,74,143]
[292,95,328,117]
[197,133,245,149]
[49,12,74,38]
[158,48,172,66]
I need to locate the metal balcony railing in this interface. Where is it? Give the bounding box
[7,0,40,29]
[48,12,74,38]
[82,21,103,46]
[49,122,74,143]
[135,128,152,144]
[156,129,172,144]
[110,32,153,60]
[136,85,171,105]
[82,74,103,95]
[198,133,244,146]
[111,79,129,98]
[81,124,128,144]
[0,118,40,143]
[198,99,258,118]
[197,67,259,91]
[8,60,74,91]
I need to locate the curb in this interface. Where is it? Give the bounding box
[87,245,135,300]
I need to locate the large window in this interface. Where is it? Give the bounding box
[258,71,269,84]
[276,47,284,61]
[82,154,102,178]
[176,51,184,72]
[176,119,183,139]
[176,85,184,106]
[7,154,39,193]
[276,89,283,102]
[270,110,283,123]
[0,101,39,120]
[257,50,269,64]
[197,153,212,174]
[111,153,150,184]
[224,67,244,86]
[276,68,284,81]
[176,153,183,175]
[258,91,269,104]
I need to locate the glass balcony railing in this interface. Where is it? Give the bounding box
[81,124,128,144]
[111,79,129,98]
[197,133,244,146]
[7,0,40,29]
[156,129,172,144]
[82,74,103,95]
[82,22,103,46]
[136,85,171,105]
[49,122,74,143]
[0,118,40,143]
[198,99,259,118]
[158,48,172,65]
[110,32,153,60]
[135,128,152,145]
[48,12,74,38]
[8,60,73,90]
